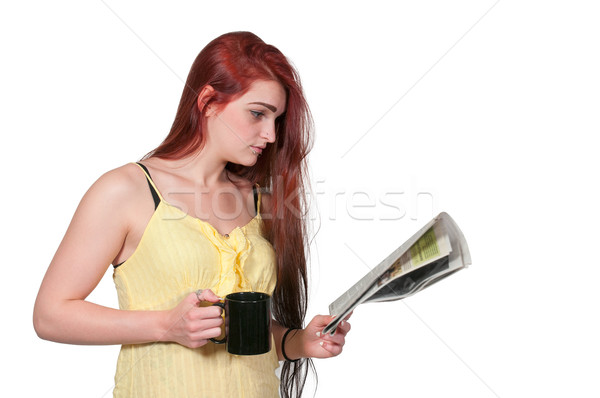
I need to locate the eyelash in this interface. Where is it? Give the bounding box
[250,110,264,119]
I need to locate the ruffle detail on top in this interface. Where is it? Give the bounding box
[198,221,255,296]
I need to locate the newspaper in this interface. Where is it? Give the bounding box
[323,212,471,335]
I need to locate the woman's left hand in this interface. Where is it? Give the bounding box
[294,314,352,359]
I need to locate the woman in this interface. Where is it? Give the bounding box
[33,31,350,397]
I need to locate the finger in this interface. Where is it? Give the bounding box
[318,318,349,337]
[321,332,346,346]
[335,321,351,336]
[332,313,351,330]
[186,339,209,349]
[194,326,224,341]
[320,341,343,357]
[196,289,221,303]
[184,292,202,307]
[193,305,224,320]
[191,316,224,331]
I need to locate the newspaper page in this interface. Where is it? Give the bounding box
[323,212,470,335]
[365,221,451,303]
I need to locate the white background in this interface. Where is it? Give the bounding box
[2,1,599,397]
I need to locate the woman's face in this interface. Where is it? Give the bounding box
[205,80,286,167]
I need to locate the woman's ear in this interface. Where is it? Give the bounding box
[197,85,216,115]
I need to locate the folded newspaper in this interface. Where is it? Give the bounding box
[323,212,471,335]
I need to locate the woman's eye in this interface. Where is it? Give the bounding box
[250,110,264,119]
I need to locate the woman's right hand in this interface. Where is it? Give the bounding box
[161,289,224,349]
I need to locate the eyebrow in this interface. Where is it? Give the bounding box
[248,101,277,113]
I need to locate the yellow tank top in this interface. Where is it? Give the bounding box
[112,163,279,397]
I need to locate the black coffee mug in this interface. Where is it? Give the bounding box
[210,292,272,355]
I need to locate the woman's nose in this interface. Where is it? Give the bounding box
[262,124,276,143]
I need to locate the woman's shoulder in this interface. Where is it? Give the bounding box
[65,163,151,243]
[83,163,149,209]
[93,163,145,193]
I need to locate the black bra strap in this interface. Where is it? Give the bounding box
[253,185,259,216]
[136,162,160,210]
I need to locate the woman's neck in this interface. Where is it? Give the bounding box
[149,150,230,188]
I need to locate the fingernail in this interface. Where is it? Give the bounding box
[319,341,324,347]
[341,321,345,327]
[316,332,321,338]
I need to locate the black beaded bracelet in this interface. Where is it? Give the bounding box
[281,328,301,363]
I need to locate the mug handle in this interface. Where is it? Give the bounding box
[209,302,227,344]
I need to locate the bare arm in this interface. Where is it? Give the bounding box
[32,165,222,347]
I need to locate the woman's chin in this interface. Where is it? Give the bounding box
[230,156,259,168]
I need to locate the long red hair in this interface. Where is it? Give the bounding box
[146,32,313,397]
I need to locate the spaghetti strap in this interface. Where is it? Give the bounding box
[134,162,163,209]
[253,184,262,216]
